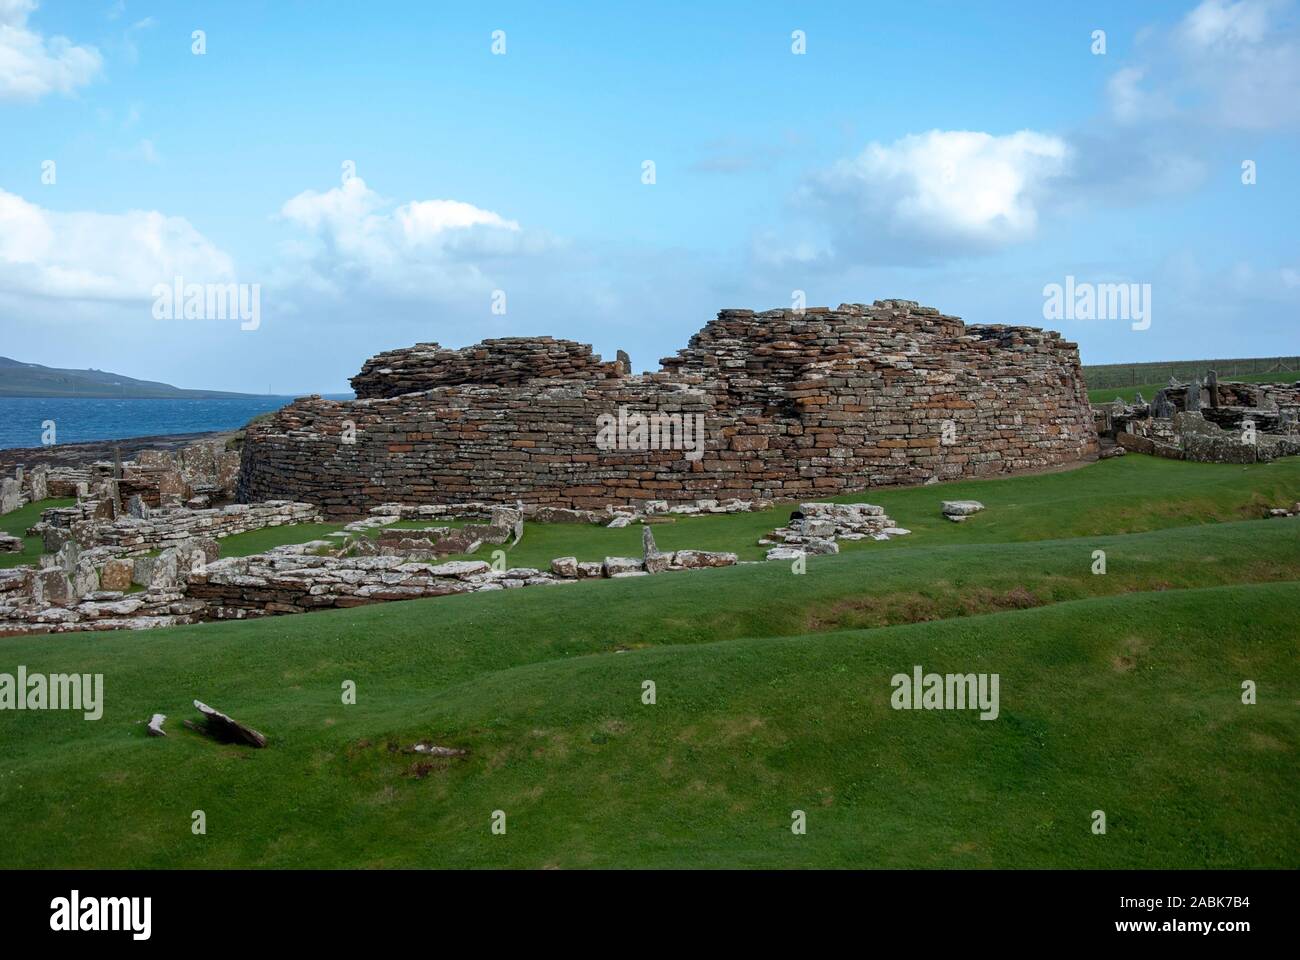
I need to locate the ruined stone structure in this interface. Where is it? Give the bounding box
[239,300,1098,518]
[1096,374,1300,463]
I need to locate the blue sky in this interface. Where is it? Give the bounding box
[1,0,1297,393]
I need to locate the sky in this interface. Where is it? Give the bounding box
[1,0,1297,394]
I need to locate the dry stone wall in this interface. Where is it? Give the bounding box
[239,300,1098,518]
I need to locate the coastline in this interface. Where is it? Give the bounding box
[0,429,236,470]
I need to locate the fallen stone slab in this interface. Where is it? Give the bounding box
[603,557,644,577]
[147,713,167,737]
[765,546,805,562]
[942,500,985,518]
[674,550,738,569]
[184,700,267,748]
[410,742,468,757]
[425,560,491,579]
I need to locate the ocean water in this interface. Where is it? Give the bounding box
[0,397,305,450]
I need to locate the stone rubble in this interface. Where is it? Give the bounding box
[760,501,910,560]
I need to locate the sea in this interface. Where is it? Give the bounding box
[0,396,342,451]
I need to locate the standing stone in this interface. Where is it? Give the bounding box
[56,540,80,573]
[641,525,658,558]
[1185,380,1202,412]
[100,558,135,591]
[0,477,20,515]
[28,467,48,502]
[1206,370,1219,408]
[37,568,73,607]
[70,558,100,598]
[132,555,157,588]
[149,548,181,591]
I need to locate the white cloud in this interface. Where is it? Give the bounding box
[0,0,101,101]
[1180,0,1273,48]
[0,188,234,300]
[790,129,1070,264]
[1108,0,1300,130]
[278,176,551,300]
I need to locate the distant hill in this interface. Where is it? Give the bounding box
[0,356,266,399]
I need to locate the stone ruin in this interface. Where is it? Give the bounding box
[1095,373,1300,463]
[0,299,1111,636]
[238,300,1098,518]
[0,438,242,522]
[0,437,322,636]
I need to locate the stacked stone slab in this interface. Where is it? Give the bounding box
[351,337,626,397]
[239,299,1098,518]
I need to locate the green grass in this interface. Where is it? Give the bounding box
[442,455,1300,567]
[0,455,1297,868]
[0,498,75,569]
[217,522,348,557]
[1088,370,1300,404]
[206,456,1300,568]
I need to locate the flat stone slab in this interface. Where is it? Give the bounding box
[186,700,267,748]
[425,560,491,579]
[941,500,985,517]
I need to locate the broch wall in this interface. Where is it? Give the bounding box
[237,300,1099,518]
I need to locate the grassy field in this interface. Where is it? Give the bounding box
[1087,369,1300,405]
[226,454,1299,568]
[0,497,74,569]
[0,455,1296,868]
[1083,356,1300,389]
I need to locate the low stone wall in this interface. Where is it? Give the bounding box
[34,500,320,556]
[187,545,740,620]
[240,300,1098,518]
